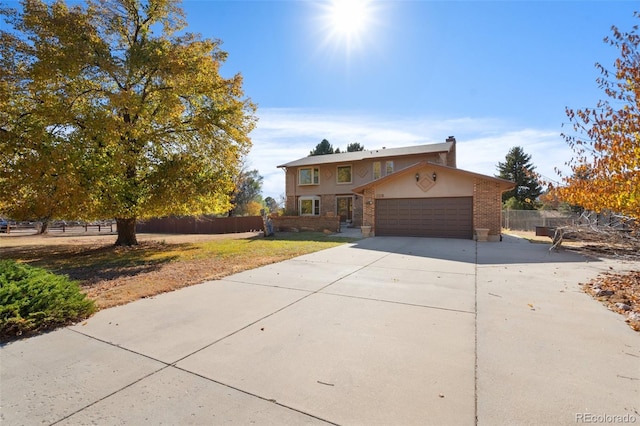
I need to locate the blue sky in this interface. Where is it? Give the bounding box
[7,0,635,200]
[180,0,636,199]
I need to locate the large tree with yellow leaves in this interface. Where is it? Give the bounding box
[560,13,640,221]
[0,0,256,245]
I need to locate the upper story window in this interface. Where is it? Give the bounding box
[385,161,394,175]
[299,167,319,185]
[336,165,352,184]
[373,162,381,179]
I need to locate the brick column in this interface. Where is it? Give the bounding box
[352,196,363,227]
[362,188,376,234]
[473,179,503,240]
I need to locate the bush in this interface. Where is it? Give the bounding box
[0,260,96,341]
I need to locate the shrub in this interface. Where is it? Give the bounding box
[0,260,96,341]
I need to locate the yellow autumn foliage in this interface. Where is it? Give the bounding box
[0,0,257,245]
[559,14,640,221]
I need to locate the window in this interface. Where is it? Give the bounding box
[373,162,381,179]
[299,196,320,216]
[385,161,394,175]
[299,167,319,185]
[336,165,352,184]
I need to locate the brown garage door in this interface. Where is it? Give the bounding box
[375,197,473,239]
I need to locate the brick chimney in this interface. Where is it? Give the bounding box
[445,136,456,167]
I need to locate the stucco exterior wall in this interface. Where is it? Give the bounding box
[371,165,474,199]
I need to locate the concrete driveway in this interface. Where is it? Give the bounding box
[2,236,639,425]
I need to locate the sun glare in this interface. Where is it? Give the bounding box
[329,0,370,37]
[319,0,377,53]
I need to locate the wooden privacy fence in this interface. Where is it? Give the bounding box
[136,215,265,234]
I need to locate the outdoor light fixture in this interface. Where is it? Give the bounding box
[432,172,437,182]
[415,173,420,182]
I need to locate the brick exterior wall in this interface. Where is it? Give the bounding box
[285,195,296,214]
[271,216,341,233]
[321,194,336,217]
[362,188,376,234]
[352,196,364,227]
[283,194,364,226]
[473,178,503,240]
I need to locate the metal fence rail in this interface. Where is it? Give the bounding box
[502,210,579,231]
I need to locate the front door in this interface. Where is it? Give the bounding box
[337,196,353,223]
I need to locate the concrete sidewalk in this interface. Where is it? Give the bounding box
[1,236,638,425]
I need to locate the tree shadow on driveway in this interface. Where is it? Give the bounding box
[347,234,602,265]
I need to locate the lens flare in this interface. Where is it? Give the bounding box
[320,0,377,53]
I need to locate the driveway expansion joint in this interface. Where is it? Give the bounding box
[171,364,339,426]
[318,291,475,314]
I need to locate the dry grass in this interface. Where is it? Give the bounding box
[0,229,355,309]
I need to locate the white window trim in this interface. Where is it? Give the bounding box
[298,167,319,185]
[299,196,321,216]
[336,164,352,184]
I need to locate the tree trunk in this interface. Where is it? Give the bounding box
[38,220,50,234]
[115,218,138,246]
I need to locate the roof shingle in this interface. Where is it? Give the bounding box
[277,141,453,168]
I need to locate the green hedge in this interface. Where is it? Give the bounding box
[0,260,96,341]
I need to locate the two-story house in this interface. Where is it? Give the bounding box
[277,137,513,241]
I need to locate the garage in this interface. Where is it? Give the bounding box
[375,197,473,239]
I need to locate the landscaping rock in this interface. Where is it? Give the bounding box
[616,303,632,311]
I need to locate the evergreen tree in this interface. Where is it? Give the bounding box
[346,142,365,152]
[309,139,335,156]
[497,147,542,210]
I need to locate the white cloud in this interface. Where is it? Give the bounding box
[246,108,574,199]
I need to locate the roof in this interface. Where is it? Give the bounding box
[351,161,515,194]
[277,141,453,168]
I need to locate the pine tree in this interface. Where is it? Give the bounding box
[346,142,364,152]
[497,147,542,210]
[309,139,335,156]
